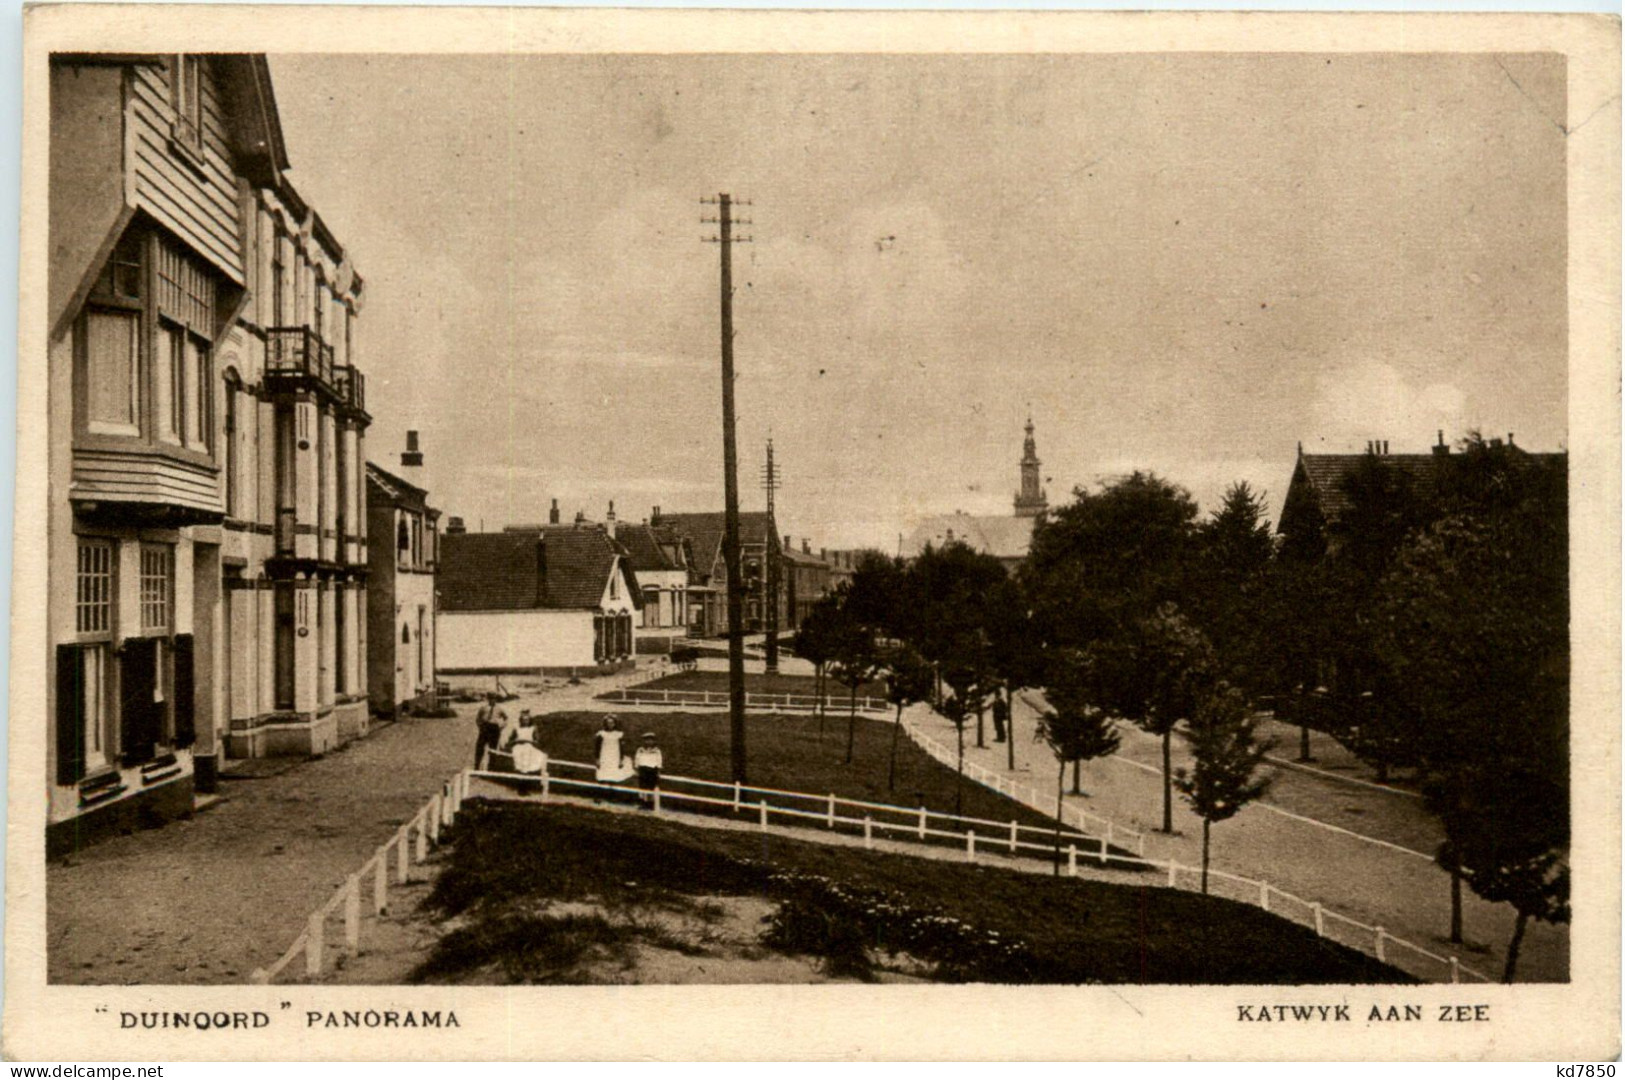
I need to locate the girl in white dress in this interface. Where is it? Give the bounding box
[594,716,633,782]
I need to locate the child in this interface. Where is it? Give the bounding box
[634,732,663,809]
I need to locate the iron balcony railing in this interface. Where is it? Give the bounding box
[332,365,366,413]
[266,326,334,386]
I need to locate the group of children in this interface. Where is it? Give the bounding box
[472,694,664,805]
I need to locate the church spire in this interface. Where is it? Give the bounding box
[1014,416,1048,518]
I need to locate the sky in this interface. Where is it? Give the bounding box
[268,52,1568,550]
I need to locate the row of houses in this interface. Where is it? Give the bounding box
[431,504,862,678]
[47,53,442,855]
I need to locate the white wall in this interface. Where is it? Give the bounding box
[438,609,596,671]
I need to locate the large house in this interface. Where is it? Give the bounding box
[901,420,1049,570]
[651,509,785,638]
[436,523,641,676]
[48,53,372,852]
[781,539,832,631]
[1278,431,1566,550]
[617,516,690,654]
[366,433,440,717]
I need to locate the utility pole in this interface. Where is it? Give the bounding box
[761,438,782,675]
[703,193,752,784]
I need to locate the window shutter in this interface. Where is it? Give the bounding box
[56,644,86,785]
[172,634,196,748]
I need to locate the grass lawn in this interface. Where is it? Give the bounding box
[531,709,1088,845]
[420,802,1409,984]
[632,670,890,700]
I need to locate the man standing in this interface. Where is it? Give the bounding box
[473,692,507,769]
[992,692,1010,743]
[634,732,664,810]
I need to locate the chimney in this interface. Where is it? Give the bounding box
[549,498,560,525]
[446,516,466,535]
[802,538,811,555]
[651,505,662,525]
[820,547,827,561]
[606,500,617,540]
[1365,441,1373,454]
[574,509,586,525]
[399,430,425,486]
[1434,430,1450,457]
[784,534,792,550]
[1382,440,1389,455]
[1508,432,1516,446]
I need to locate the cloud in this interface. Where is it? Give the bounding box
[1307,360,1467,452]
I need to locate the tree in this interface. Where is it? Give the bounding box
[938,691,975,817]
[1189,482,1278,698]
[795,596,840,734]
[1175,682,1273,894]
[844,550,910,641]
[1372,441,1568,975]
[1090,604,1216,833]
[882,643,935,792]
[1020,471,1200,655]
[828,608,882,766]
[1035,650,1122,874]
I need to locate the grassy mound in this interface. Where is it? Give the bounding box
[420,803,1410,984]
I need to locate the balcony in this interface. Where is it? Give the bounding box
[265,324,341,405]
[333,365,367,416]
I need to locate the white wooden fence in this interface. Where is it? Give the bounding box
[252,770,472,984]
[260,753,1490,985]
[599,687,890,713]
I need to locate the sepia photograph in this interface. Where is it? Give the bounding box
[7,4,1619,1062]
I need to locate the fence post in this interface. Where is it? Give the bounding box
[733,782,742,812]
[863,816,873,849]
[1105,821,1115,851]
[414,815,428,864]
[966,829,977,863]
[1009,819,1019,854]
[1068,844,1077,877]
[396,828,411,884]
[654,786,662,814]
[1098,836,1108,866]
[1260,881,1270,912]
[827,794,836,828]
[1312,902,1325,937]
[1137,833,1146,858]
[1168,860,1180,888]
[373,855,388,915]
[918,806,927,840]
[759,799,768,831]
[344,874,361,955]
[1450,956,1460,984]
[1374,927,1387,963]
[304,911,324,977]
[428,796,441,845]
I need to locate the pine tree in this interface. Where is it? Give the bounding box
[1175,683,1273,893]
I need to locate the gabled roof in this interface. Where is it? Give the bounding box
[440,527,639,613]
[901,514,1036,562]
[653,511,779,576]
[1280,442,1568,535]
[365,461,431,513]
[780,547,828,568]
[617,523,684,573]
[1291,453,1447,524]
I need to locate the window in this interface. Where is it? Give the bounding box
[155,324,182,444]
[83,311,140,435]
[139,544,172,634]
[397,516,410,558]
[609,567,619,601]
[271,250,286,328]
[188,336,212,450]
[76,540,114,636]
[313,282,324,342]
[80,645,109,771]
[334,584,346,695]
[170,55,204,154]
[223,376,238,515]
[274,583,295,710]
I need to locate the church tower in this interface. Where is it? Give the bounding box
[1013,417,1048,518]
